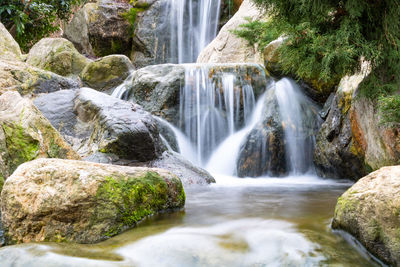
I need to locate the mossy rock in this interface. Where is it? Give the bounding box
[26,38,92,77]
[0,159,185,244]
[332,166,400,266]
[80,55,134,92]
[0,91,80,180]
[0,22,22,62]
[0,59,80,97]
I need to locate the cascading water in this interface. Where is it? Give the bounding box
[275,78,320,175]
[169,0,221,63]
[178,64,258,166]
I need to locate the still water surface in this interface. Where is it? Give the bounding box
[0,175,379,266]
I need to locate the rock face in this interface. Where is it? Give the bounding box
[196,0,265,64]
[80,55,134,92]
[26,38,92,77]
[332,166,400,266]
[131,0,175,67]
[0,60,80,96]
[314,68,400,180]
[0,23,22,61]
[120,64,185,123]
[0,92,80,181]
[34,88,164,161]
[1,158,185,244]
[237,88,286,177]
[63,0,132,58]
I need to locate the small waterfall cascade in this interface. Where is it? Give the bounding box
[169,0,222,63]
[178,64,265,166]
[275,78,320,175]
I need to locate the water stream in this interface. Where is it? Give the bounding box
[168,0,221,63]
[0,1,380,265]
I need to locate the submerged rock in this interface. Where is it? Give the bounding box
[0,91,80,181]
[236,88,286,177]
[80,55,134,92]
[34,88,164,162]
[0,22,22,62]
[332,166,400,266]
[1,158,185,244]
[63,0,132,58]
[314,66,400,180]
[197,0,265,64]
[0,60,80,96]
[26,38,92,77]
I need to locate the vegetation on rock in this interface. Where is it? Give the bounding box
[0,0,84,51]
[236,0,400,123]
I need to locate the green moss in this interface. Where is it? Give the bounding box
[2,123,39,174]
[335,195,358,216]
[122,1,151,36]
[0,174,4,193]
[96,171,183,238]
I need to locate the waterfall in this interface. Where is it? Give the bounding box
[275,78,320,175]
[169,0,222,63]
[179,64,257,166]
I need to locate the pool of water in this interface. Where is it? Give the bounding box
[0,175,380,266]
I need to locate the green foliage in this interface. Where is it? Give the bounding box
[379,95,400,126]
[0,0,84,51]
[236,0,400,124]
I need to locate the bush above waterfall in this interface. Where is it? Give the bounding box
[236,0,400,125]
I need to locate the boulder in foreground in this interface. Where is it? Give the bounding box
[1,158,185,244]
[332,166,400,266]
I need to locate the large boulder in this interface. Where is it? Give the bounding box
[34,88,164,161]
[0,60,80,97]
[0,22,22,61]
[80,55,134,92]
[1,158,185,244]
[118,64,185,123]
[26,38,92,77]
[332,166,400,266]
[63,0,132,58]
[196,0,265,64]
[0,92,80,181]
[314,66,400,180]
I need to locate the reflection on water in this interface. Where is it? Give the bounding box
[0,176,379,266]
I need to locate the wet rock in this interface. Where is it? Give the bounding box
[0,22,22,61]
[0,91,80,181]
[0,60,80,96]
[122,64,185,123]
[197,0,265,64]
[314,66,400,180]
[237,88,286,177]
[146,151,215,185]
[332,166,400,266]
[34,88,165,162]
[80,55,134,92]
[26,38,92,77]
[131,0,175,67]
[1,158,185,244]
[63,0,132,58]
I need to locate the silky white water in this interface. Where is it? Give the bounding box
[169,0,221,63]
